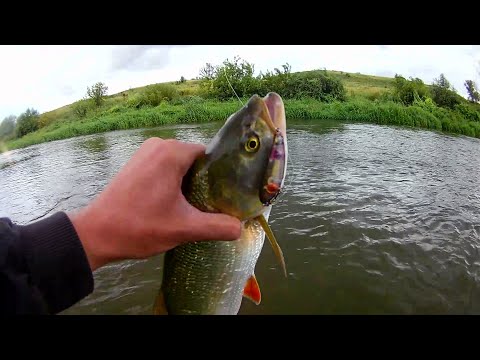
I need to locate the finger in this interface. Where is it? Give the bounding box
[187,210,242,242]
[171,141,206,175]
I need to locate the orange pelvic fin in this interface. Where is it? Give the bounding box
[243,274,261,305]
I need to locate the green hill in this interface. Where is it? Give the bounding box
[2,66,479,153]
[39,69,397,125]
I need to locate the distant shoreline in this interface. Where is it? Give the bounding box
[3,97,479,153]
[2,66,479,153]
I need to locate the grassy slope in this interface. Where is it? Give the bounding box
[39,71,395,125]
[3,69,478,153]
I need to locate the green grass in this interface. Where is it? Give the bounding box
[4,97,479,152]
[2,68,479,153]
[4,101,240,150]
[286,98,480,137]
[31,69,396,126]
[308,70,395,99]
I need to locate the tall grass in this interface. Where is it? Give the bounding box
[285,98,480,137]
[3,98,480,152]
[4,100,240,150]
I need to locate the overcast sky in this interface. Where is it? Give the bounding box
[0,45,479,121]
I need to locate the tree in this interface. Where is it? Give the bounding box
[207,56,259,100]
[435,73,451,89]
[430,73,461,109]
[86,82,108,107]
[15,108,40,138]
[199,63,216,80]
[0,115,16,140]
[464,80,480,103]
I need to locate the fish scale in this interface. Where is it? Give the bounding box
[162,217,267,314]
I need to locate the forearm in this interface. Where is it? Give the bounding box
[0,212,94,314]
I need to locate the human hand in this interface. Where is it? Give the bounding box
[68,137,242,271]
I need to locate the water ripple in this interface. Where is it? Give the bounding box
[2,121,480,314]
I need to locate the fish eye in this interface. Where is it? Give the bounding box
[245,136,260,152]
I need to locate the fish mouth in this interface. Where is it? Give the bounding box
[262,92,288,164]
[262,92,286,138]
[257,92,288,208]
[245,92,286,138]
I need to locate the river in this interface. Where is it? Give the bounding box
[1,120,480,314]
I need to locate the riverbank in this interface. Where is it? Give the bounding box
[2,97,480,152]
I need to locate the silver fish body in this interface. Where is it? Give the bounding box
[161,208,271,315]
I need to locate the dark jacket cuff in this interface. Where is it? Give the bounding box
[18,211,94,314]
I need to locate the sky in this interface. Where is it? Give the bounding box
[0,45,479,121]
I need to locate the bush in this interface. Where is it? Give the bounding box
[282,71,346,101]
[202,56,261,100]
[137,83,179,107]
[198,58,346,102]
[0,115,16,140]
[256,64,292,96]
[16,108,39,138]
[38,112,57,128]
[72,99,94,118]
[106,104,127,114]
[392,74,429,105]
[454,103,480,122]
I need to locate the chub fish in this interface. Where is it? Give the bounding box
[153,92,288,315]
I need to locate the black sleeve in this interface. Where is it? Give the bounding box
[0,212,94,314]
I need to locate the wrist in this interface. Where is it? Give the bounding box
[68,206,109,271]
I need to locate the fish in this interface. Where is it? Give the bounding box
[153,92,288,315]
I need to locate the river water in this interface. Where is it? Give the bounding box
[1,120,480,314]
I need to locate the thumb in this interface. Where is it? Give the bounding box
[171,141,206,175]
[187,210,242,242]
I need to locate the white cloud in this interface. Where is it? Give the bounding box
[0,45,478,121]
[111,45,177,71]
